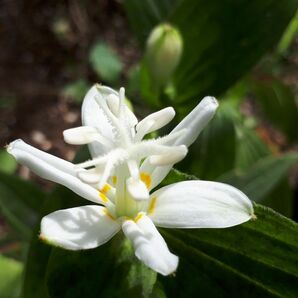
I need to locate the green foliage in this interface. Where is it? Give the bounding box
[278,11,298,55]
[182,101,238,180]
[21,169,298,297]
[62,79,90,103]
[234,126,270,170]
[162,204,298,297]
[0,172,45,240]
[46,237,157,298]
[2,2,298,297]
[125,0,298,107]
[89,42,123,83]
[0,255,23,298]
[0,149,17,174]
[220,153,298,201]
[252,77,298,142]
[22,186,157,298]
[219,153,298,217]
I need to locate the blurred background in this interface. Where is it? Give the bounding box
[0,1,298,297]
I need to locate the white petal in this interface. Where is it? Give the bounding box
[148,180,254,228]
[63,126,99,145]
[122,215,178,275]
[81,85,116,157]
[171,96,218,147]
[107,94,120,116]
[40,206,120,250]
[8,141,107,205]
[140,97,218,189]
[126,177,149,201]
[82,85,138,157]
[7,139,75,175]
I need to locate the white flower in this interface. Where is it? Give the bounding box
[7,85,254,276]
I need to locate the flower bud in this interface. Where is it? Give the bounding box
[145,23,183,86]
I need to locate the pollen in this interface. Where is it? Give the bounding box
[99,192,109,203]
[147,197,157,215]
[134,212,144,223]
[140,172,151,189]
[100,183,111,194]
[112,176,117,185]
[103,208,115,220]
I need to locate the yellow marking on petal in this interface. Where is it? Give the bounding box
[112,176,117,185]
[134,212,144,223]
[100,184,111,195]
[147,197,157,215]
[103,208,116,220]
[140,172,151,189]
[99,192,109,203]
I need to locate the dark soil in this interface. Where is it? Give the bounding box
[0,0,140,177]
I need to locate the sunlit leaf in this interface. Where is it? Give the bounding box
[219,153,298,216]
[89,42,123,83]
[0,254,23,298]
[62,79,90,103]
[125,0,298,107]
[162,204,298,297]
[0,149,17,174]
[0,173,45,239]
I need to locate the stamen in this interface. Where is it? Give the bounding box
[134,120,154,142]
[107,94,120,116]
[154,129,188,145]
[95,93,131,146]
[127,159,140,180]
[99,158,116,189]
[136,107,175,137]
[77,169,101,184]
[126,177,149,201]
[94,134,114,148]
[63,126,98,145]
[75,155,108,169]
[118,87,125,116]
[129,142,186,162]
[149,145,187,166]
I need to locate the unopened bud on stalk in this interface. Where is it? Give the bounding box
[145,23,183,86]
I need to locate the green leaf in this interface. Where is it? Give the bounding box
[277,11,298,55]
[219,153,298,216]
[235,125,270,170]
[46,236,157,298]
[162,204,298,297]
[180,101,238,179]
[0,149,17,174]
[252,77,298,142]
[124,0,178,43]
[62,79,90,103]
[125,0,298,106]
[21,186,84,298]
[219,153,298,202]
[22,186,158,298]
[0,172,45,239]
[89,42,123,83]
[22,166,298,297]
[0,254,23,298]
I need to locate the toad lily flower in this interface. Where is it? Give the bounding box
[7,85,254,276]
